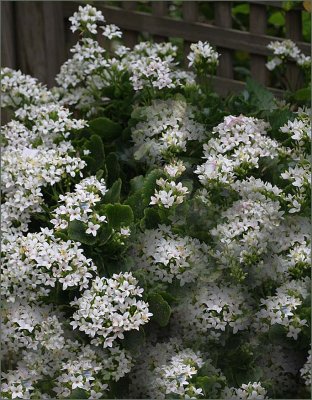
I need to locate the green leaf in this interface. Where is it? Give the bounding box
[86,134,105,173]
[89,117,122,141]
[133,142,153,161]
[140,207,161,230]
[142,169,164,206]
[246,77,276,111]
[102,203,134,229]
[268,109,295,131]
[294,86,311,101]
[232,3,249,15]
[148,293,171,327]
[125,191,145,219]
[268,11,285,27]
[130,175,145,193]
[105,152,120,186]
[68,388,88,399]
[103,179,122,204]
[68,220,97,245]
[123,329,145,352]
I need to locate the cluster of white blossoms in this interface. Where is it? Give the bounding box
[300,349,311,387]
[211,194,284,267]
[151,349,205,399]
[280,108,311,153]
[2,228,97,302]
[247,215,310,285]
[2,301,64,357]
[132,99,205,165]
[187,40,220,71]
[254,278,310,340]
[173,284,251,341]
[132,224,209,286]
[223,382,268,400]
[70,272,152,348]
[129,339,220,399]
[2,339,132,400]
[1,67,53,108]
[51,176,107,236]
[266,39,311,71]
[53,345,132,399]
[69,4,105,34]
[150,177,189,208]
[195,115,279,185]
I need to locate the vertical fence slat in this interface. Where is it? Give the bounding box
[152,1,168,43]
[42,2,66,86]
[249,3,267,85]
[182,1,198,65]
[214,2,233,79]
[1,1,17,69]
[15,2,47,83]
[285,9,303,90]
[122,1,137,48]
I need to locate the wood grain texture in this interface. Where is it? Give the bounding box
[122,1,137,48]
[250,3,267,85]
[152,1,168,43]
[215,2,233,79]
[1,1,17,69]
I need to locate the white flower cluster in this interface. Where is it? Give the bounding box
[1,340,132,400]
[51,176,108,236]
[187,41,219,70]
[247,215,310,285]
[69,4,105,34]
[53,345,132,399]
[1,77,87,237]
[174,284,251,341]
[152,349,204,399]
[132,99,205,165]
[129,339,218,399]
[195,115,279,185]
[133,224,209,286]
[1,67,53,108]
[13,102,86,146]
[2,301,64,357]
[266,39,311,70]
[150,178,189,208]
[71,272,152,348]
[280,108,311,153]
[254,278,310,340]
[300,349,311,386]
[223,382,268,400]
[211,194,284,267]
[1,367,44,400]
[2,228,97,302]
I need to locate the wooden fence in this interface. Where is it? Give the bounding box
[1,1,310,96]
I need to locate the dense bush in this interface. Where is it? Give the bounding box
[1,4,311,399]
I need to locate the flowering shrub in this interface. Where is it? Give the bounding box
[1,4,311,399]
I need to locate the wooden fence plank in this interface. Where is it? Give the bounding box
[42,2,66,86]
[1,1,17,69]
[215,2,233,79]
[286,9,303,90]
[62,4,310,57]
[212,75,284,97]
[152,2,168,43]
[182,1,198,65]
[250,3,267,85]
[122,1,137,48]
[15,2,47,83]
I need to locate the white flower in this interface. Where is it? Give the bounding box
[70,273,152,348]
[69,5,105,34]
